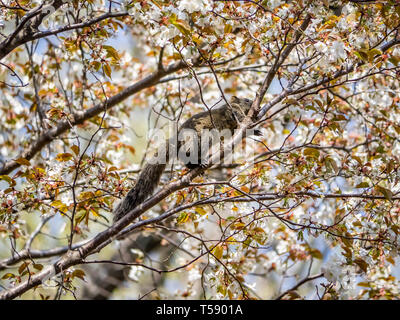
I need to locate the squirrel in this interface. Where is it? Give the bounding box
[113,96,257,222]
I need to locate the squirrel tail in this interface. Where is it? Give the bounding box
[113,141,170,223]
[113,162,167,222]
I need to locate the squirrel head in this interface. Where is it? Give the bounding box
[230,96,253,113]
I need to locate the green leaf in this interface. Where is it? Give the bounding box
[325,157,338,173]
[177,212,189,224]
[212,245,224,260]
[149,0,162,9]
[33,264,43,271]
[368,48,382,60]
[357,282,371,288]
[352,156,363,165]
[283,98,300,106]
[376,186,393,200]
[224,23,233,34]
[303,148,320,158]
[18,261,30,274]
[355,49,369,62]
[195,207,207,216]
[309,248,323,260]
[388,57,399,67]
[92,61,102,71]
[170,18,191,37]
[285,291,302,300]
[72,269,86,280]
[71,145,80,156]
[332,114,347,121]
[15,158,31,166]
[2,273,15,279]
[0,175,16,187]
[356,182,369,188]
[103,45,120,60]
[56,153,73,162]
[51,200,68,214]
[103,63,112,78]
[354,258,368,273]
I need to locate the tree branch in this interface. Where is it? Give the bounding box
[0,0,65,60]
[275,273,324,300]
[0,57,199,175]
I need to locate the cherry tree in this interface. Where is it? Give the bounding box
[1,0,400,300]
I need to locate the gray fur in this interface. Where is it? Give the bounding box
[113,96,254,222]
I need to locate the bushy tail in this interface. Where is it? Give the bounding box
[113,162,167,222]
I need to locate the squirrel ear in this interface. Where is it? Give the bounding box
[231,96,239,103]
